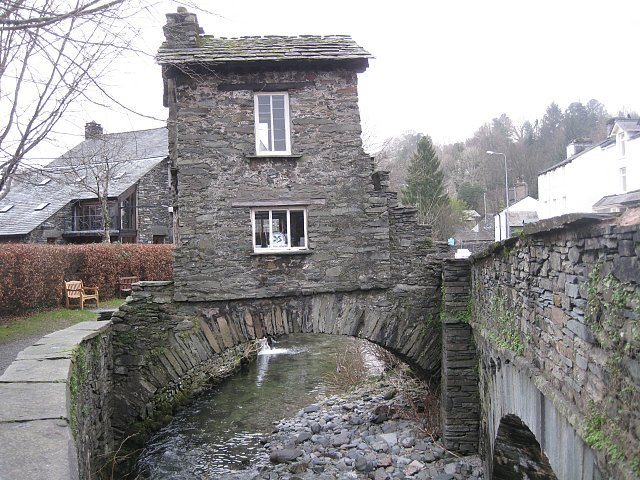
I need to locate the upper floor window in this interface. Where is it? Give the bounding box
[252,207,307,253]
[254,93,291,155]
[620,167,627,192]
[617,132,626,158]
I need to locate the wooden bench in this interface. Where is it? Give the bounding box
[65,280,99,310]
[118,276,139,298]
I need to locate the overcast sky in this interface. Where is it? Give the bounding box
[49,0,640,157]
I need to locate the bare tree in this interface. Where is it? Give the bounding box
[0,0,141,200]
[40,136,127,243]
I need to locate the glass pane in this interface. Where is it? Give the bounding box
[271,210,288,248]
[271,95,285,109]
[257,96,272,151]
[290,210,305,247]
[257,123,271,151]
[254,211,269,248]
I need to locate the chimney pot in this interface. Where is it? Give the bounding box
[85,121,103,139]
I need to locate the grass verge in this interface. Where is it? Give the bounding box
[0,298,125,344]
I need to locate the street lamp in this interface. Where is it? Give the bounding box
[486,151,509,240]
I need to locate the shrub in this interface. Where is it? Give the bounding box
[0,244,173,315]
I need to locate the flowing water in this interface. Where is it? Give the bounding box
[136,333,381,479]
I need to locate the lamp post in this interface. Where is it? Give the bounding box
[487,151,509,240]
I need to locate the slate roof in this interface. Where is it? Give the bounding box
[508,211,539,226]
[593,188,640,209]
[157,35,372,66]
[0,128,167,236]
[540,118,640,176]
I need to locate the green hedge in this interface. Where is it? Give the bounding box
[0,244,173,315]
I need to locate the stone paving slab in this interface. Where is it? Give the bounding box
[0,383,67,422]
[16,342,76,360]
[62,320,112,332]
[0,358,71,383]
[0,419,78,480]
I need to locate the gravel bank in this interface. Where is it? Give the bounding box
[256,374,484,480]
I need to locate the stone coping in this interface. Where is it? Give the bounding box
[0,320,111,480]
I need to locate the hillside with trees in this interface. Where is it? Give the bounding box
[376,99,636,237]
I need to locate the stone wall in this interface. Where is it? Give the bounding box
[0,321,113,480]
[25,203,72,244]
[111,263,448,444]
[471,213,640,479]
[167,66,392,301]
[440,259,479,455]
[137,157,172,243]
[110,281,258,445]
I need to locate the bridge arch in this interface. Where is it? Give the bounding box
[480,346,602,480]
[493,414,557,480]
[110,282,443,442]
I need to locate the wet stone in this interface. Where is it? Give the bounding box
[261,375,484,479]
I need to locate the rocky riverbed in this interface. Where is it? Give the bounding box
[255,374,484,480]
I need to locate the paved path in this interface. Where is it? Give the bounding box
[0,308,114,376]
[0,336,41,376]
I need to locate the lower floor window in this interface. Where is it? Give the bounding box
[252,208,307,252]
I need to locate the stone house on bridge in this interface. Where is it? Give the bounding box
[157,9,444,324]
[0,124,172,244]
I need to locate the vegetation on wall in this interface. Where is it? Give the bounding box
[487,288,524,356]
[584,262,640,474]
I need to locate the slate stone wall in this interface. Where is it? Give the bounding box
[167,68,392,301]
[440,259,479,455]
[110,281,258,445]
[25,203,72,244]
[110,256,448,445]
[471,215,640,479]
[137,157,172,243]
[0,321,113,480]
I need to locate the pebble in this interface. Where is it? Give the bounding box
[253,375,484,479]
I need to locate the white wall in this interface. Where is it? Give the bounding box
[538,130,639,219]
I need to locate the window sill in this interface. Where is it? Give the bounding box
[250,249,312,256]
[245,154,302,161]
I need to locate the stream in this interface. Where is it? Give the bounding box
[136,334,380,479]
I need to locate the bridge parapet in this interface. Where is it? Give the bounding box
[471,212,640,479]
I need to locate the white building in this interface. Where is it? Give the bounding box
[494,196,540,241]
[538,118,640,219]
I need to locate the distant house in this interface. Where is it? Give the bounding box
[538,118,640,218]
[0,123,171,244]
[452,215,494,253]
[494,196,540,241]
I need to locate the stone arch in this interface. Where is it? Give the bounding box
[493,414,557,480]
[480,346,603,480]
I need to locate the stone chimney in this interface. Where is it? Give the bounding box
[163,7,202,47]
[566,139,592,159]
[85,121,103,139]
[512,176,528,203]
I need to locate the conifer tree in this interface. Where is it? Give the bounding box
[401,135,448,219]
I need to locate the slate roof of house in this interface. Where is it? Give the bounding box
[157,35,372,66]
[0,127,167,236]
[508,211,539,226]
[593,188,640,209]
[540,118,639,176]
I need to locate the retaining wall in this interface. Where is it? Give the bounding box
[0,321,113,480]
[471,213,640,479]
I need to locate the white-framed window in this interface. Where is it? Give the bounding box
[252,207,307,253]
[617,132,626,158]
[620,167,627,192]
[254,93,291,155]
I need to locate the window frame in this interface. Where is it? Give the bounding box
[251,207,308,253]
[254,92,292,156]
